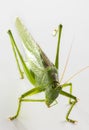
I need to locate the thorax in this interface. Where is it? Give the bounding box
[35,66,59,88]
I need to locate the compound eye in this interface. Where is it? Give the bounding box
[52,85,55,89]
[52,81,58,89]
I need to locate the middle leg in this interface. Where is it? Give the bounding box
[60,89,78,123]
[9,87,45,120]
[62,83,73,104]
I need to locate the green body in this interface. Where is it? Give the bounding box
[8,18,78,123]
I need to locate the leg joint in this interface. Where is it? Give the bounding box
[18,96,22,102]
[68,83,72,86]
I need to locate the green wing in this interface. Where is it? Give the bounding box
[16,18,53,79]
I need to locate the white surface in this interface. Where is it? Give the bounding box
[0,0,89,130]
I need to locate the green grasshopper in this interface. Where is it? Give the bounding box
[8,18,78,123]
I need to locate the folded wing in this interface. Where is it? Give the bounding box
[15,18,53,81]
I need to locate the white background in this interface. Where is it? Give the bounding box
[0,0,89,130]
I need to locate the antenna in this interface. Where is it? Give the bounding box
[63,66,89,84]
[59,43,72,83]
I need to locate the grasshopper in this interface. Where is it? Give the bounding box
[8,18,79,123]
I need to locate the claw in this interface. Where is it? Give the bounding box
[66,118,78,124]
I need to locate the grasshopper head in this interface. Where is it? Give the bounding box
[45,84,61,107]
